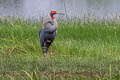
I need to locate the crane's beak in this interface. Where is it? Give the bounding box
[56,12,65,15]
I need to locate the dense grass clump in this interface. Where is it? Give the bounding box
[0,18,120,80]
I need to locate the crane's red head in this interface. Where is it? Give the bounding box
[50,10,65,20]
[50,10,57,16]
[50,10,57,20]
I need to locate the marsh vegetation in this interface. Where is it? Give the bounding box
[0,17,120,80]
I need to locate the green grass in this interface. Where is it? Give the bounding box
[0,18,120,80]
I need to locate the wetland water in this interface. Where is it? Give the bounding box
[0,0,120,19]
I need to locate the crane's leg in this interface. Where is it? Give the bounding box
[42,51,47,70]
[43,43,47,65]
[50,47,53,56]
[43,52,47,65]
[49,47,53,66]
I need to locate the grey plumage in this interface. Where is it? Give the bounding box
[39,21,57,54]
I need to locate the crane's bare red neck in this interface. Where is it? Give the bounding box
[51,15,55,20]
[50,10,56,20]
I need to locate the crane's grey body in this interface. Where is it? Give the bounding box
[39,10,64,65]
[39,20,58,54]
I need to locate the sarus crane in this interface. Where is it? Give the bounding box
[39,10,64,64]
